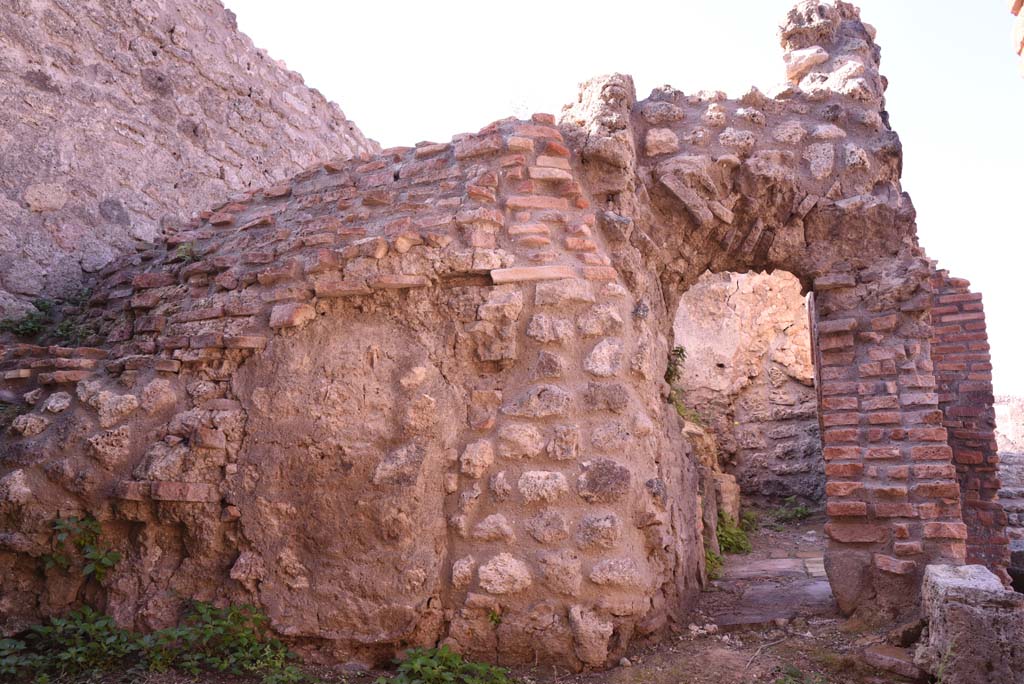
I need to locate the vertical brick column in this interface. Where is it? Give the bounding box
[928,271,1009,581]
[813,270,966,616]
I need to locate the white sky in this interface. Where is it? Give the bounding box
[224,0,1024,396]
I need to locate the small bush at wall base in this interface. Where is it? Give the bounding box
[0,603,311,684]
[374,646,511,684]
[717,512,752,554]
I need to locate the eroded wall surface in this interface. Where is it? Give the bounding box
[0,0,377,316]
[673,271,822,502]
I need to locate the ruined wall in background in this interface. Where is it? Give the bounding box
[997,396,1024,543]
[0,0,377,317]
[672,272,823,503]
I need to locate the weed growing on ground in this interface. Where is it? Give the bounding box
[773,664,827,684]
[740,510,759,533]
[717,512,753,554]
[705,547,724,580]
[374,646,511,684]
[773,496,813,525]
[0,603,310,684]
[3,516,309,684]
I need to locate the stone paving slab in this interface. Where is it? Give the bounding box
[721,557,814,580]
[713,579,836,631]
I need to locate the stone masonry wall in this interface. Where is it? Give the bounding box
[673,271,822,503]
[0,0,377,317]
[928,272,1009,579]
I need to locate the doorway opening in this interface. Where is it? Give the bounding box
[672,269,833,629]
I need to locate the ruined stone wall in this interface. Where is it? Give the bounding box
[672,271,822,503]
[996,396,1024,542]
[0,0,377,317]
[0,0,1006,670]
[0,114,706,670]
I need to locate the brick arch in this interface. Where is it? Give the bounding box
[555,0,991,617]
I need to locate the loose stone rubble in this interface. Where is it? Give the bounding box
[0,0,1011,671]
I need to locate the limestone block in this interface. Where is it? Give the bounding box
[478,553,532,594]
[460,440,494,478]
[498,423,546,459]
[503,385,572,418]
[584,339,623,377]
[645,128,679,156]
[915,565,1024,684]
[42,392,71,413]
[538,550,582,596]
[577,459,631,503]
[527,511,570,544]
[519,471,569,503]
[577,513,623,550]
[568,605,613,666]
[784,46,830,83]
[472,514,515,542]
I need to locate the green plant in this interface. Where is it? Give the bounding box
[667,389,704,426]
[64,287,93,308]
[0,607,141,680]
[664,345,687,385]
[173,241,200,264]
[0,403,31,432]
[143,602,304,681]
[51,319,97,346]
[487,609,502,627]
[740,510,759,533]
[0,603,312,684]
[42,516,121,581]
[774,664,827,684]
[375,646,510,684]
[774,496,812,524]
[717,512,752,554]
[0,303,50,338]
[0,637,40,679]
[934,637,956,684]
[705,548,723,580]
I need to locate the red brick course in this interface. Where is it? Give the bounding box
[928,271,1009,580]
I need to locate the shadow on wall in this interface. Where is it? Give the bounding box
[672,270,823,503]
